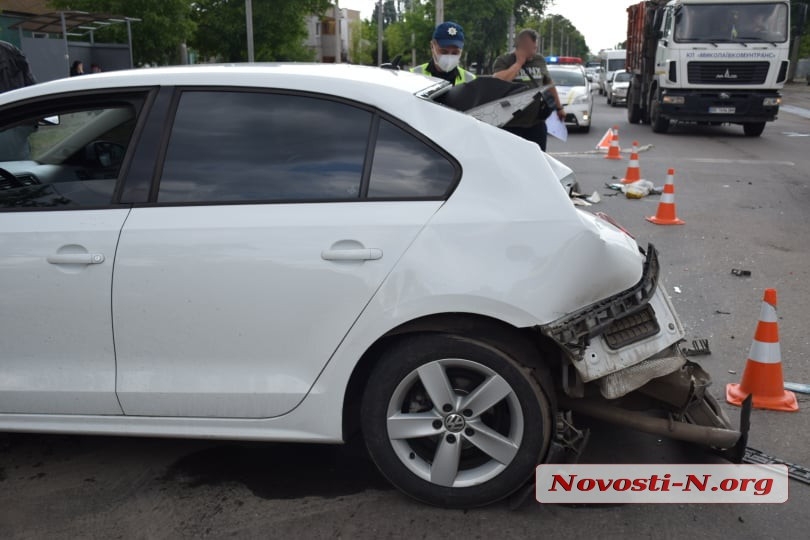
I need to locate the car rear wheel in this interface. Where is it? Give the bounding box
[361,333,554,508]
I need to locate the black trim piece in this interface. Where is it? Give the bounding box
[147,88,181,203]
[360,114,380,198]
[112,88,159,204]
[539,243,660,360]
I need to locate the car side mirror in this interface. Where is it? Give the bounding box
[38,115,60,126]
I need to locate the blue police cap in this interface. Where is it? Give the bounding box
[433,21,465,48]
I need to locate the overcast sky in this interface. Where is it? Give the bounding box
[338,0,637,53]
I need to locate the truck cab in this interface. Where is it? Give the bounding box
[627,0,791,136]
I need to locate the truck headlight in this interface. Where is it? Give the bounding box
[763,97,781,106]
[662,95,685,104]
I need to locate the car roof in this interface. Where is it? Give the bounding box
[0,63,447,106]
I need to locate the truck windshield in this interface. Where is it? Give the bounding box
[607,59,626,71]
[674,3,788,43]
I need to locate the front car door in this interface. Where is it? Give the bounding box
[112,88,459,418]
[0,91,148,414]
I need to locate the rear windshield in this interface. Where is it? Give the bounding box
[614,72,632,82]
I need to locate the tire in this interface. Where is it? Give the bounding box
[361,333,554,508]
[580,125,590,134]
[743,122,766,137]
[650,95,669,133]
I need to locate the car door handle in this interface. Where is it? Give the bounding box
[321,248,382,261]
[47,253,105,265]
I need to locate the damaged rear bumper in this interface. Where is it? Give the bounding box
[538,244,747,452]
[539,244,686,398]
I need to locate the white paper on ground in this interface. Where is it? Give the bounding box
[546,113,568,142]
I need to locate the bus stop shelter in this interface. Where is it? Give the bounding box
[10,11,140,82]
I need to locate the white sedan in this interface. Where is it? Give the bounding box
[0,64,744,508]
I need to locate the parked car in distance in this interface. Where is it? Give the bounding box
[608,70,632,106]
[0,63,744,509]
[548,65,593,132]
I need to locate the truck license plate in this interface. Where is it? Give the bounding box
[709,106,735,114]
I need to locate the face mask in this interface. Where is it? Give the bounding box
[435,54,460,72]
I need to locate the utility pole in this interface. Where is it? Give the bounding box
[245,0,255,62]
[549,15,554,56]
[436,0,444,24]
[335,1,341,63]
[508,10,516,48]
[377,0,383,65]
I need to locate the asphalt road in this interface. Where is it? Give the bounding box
[2,84,810,539]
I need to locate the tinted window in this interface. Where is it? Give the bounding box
[368,119,456,199]
[158,91,372,203]
[0,103,140,210]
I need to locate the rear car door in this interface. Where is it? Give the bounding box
[0,91,148,414]
[112,88,459,418]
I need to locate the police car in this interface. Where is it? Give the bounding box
[546,62,593,132]
[0,64,744,508]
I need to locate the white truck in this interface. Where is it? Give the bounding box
[626,0,792,136]
[598,49,627,95]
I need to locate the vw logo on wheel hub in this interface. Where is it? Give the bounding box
[444,413,466,433]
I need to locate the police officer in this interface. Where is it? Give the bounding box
[493,29,565,151]
[411,22,476,86]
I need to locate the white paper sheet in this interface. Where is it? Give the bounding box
[545,113,569,142]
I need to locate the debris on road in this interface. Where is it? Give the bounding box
[715,310,731,315]
[681,339,711,356]
[731,269,752,277]
[673,286,682,294]
[744,447,810,486]
[623,179,655,199]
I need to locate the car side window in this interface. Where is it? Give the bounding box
[368,119,457,199]
[0,103,141,210]
[158,91,373,203]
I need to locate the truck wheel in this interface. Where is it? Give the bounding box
[361,333,554,508]
[743,122,766,137]
[628,102,641,123]
[650,98,669,133]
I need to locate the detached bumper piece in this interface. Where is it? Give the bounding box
[539,244,659,360]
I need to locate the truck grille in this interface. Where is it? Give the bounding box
[603,305,660,350]
[687,62,769,85]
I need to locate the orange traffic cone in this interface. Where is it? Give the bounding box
[620,141,643,184]
[596,128,614,151]
[646,168,684,225]
[726,289,798,412]
[605,126,621,160]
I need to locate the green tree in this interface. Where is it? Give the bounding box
[384,1,434,67]
[49,0,196,66]
[190,0,331,63]
[527,14,590,59]
[349,19,376,65]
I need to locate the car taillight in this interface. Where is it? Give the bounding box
[596,212,635,239]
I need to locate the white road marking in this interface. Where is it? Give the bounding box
[688,158,795,166]
[780,105,810,120]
